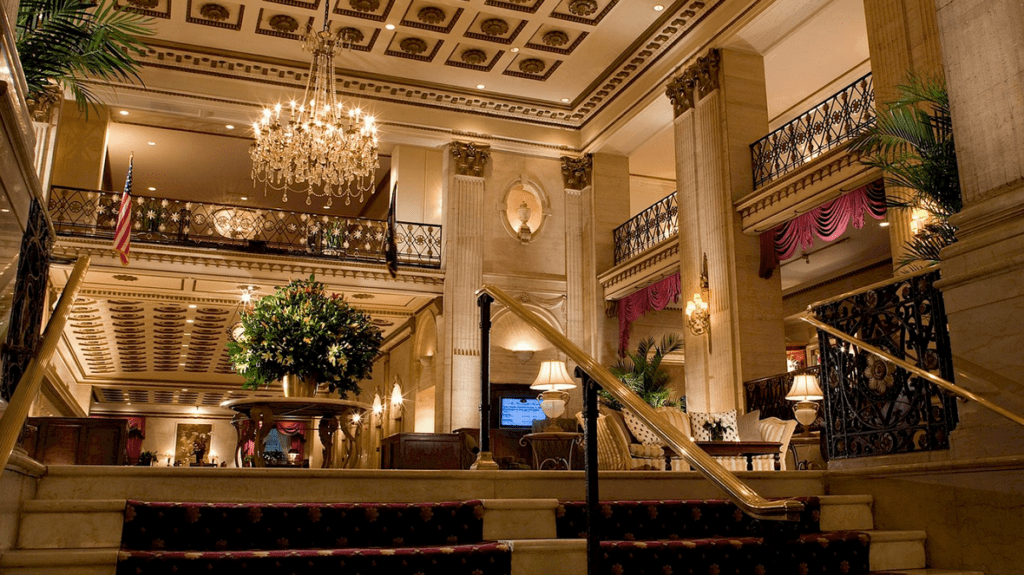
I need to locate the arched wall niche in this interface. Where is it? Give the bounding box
[497,176,552,243]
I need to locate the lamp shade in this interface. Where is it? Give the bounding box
[786,374,824,401]
[530,360,577,391]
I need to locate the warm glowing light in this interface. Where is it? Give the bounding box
[476,84,486,89]
[385,23,395,30]
[147,187,156,191]
[561,98,570,103]
[653,4,664,10]
[390,383,404,406]
[225,125,235,130]
[147,141,156,146]
[372,393,384,416]
[188,304,197,308]
[510,47,520,53]
[118,110,129,116]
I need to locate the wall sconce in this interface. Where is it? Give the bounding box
[418,354,433,367]
[685,253,711,353]
[530,360,577,432]
[389,379,404,421]
[371,392,384,428]
[513,349,534,363]
[786,373,824,436]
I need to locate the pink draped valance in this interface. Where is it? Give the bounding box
[617,273,681,354]
[759,183,885,278]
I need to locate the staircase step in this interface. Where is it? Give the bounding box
[483,499,560,540]
[17,500,126,549]
[0,548,117,575]
[820,494,874,530]
[504,540,586,575]
[867,530,928,571]
[871,571,985,575]
[116,542,512,574]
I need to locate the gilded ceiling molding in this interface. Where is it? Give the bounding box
[451,142,491,177]
[665,48,721,118]
[560,154,593,189]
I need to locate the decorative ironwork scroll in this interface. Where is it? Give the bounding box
[47,186,442,269]
[612,191,677,264]
[750,72,874,188]
[1,199,53,400]
[812,270,957,460]
[743,366,820,424]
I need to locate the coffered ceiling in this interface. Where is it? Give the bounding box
[110,0,734,132]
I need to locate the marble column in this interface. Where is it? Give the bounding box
[587,154,630,365]
[666,49,786,413]
[441,142,490,432]
[862,0,944,272]
[933,0,1024,458]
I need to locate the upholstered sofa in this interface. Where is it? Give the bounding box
[578,406,796,471]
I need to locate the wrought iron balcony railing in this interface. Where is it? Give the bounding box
[750,72,875,188]
[47,186,442,269]
[612,191,678,265]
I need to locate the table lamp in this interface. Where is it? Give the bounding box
[530,360,577,431]
[786,373,824,436]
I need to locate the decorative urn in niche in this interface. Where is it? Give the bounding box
[226,275,383,398]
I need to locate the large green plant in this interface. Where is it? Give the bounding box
[226,276,383,397]
[850,76,961,268]
[602,334,684,409]
[16,0,153,113]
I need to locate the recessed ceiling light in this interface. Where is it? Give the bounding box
[126,402,131,405]
[385,23,395,30]
[225,125,235,130]
[186,319,194,323]
[118,110,129,116]
[188,304,197,308]
[653,4,664,11]
[879,222,890,227]
[147,186,156,191]
[476,84,486,89]
[182,388,188,392]
[147,141,156,146]
[179,363,186,366]
[240,196,248,201]
[510,47,520,53]
[0,208,9,213]
[182,344,189,347]
[561,98,570,103]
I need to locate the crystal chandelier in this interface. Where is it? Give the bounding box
[250,3,379,207]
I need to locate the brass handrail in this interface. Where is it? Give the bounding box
[802,313,1024,427]
[478,284,804,521]
[0,256,91,473]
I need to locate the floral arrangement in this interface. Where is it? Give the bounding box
[226,275,383,397]
[702,420,733,442]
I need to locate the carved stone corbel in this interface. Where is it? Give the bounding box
[560,154,593,189]
[450,142,491,177]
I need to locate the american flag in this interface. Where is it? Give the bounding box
[113,154,134,266]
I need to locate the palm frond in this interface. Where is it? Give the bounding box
[897,222,958,269]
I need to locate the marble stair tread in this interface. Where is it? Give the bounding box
[22,499,126,512]
[819,494,874,531]
[866,530,928,571]
[0,547,119,567]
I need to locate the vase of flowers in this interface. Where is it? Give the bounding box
[226,275,383,398]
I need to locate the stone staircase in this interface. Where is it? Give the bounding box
[0,466,984,575]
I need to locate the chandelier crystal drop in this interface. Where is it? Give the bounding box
[250,4,379,207]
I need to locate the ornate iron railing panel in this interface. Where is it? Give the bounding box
[750,73,875,188]
[743,366,820,424]
[47,187,442,269]
[613,192,677,264]
[811,270,957,460]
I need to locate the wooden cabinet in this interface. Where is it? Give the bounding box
[22,417,129,465]
[380,433,463,470]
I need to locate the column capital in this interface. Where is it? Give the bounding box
[450,141,490,177]
[560,154,593,189]
[665,49,721,118]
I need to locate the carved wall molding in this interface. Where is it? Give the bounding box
[598,238,680,301]
[451,141,491,176]
[560,154,593,189]
[665,48,720,118]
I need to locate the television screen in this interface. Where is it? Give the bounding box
[500,397,544,428]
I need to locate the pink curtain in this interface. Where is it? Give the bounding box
[275,421,307,452]
[617,273,681,354]
[125,416,145,462]
[759,183,885,278]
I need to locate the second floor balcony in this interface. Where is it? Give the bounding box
[47,186,443,269]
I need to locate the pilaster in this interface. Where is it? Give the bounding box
[932,0,1024,457]
[666,48,786,412]
[561,154,592,352]
[587,153,630,365]
[441,141,490,431]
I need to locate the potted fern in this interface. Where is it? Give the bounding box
[16,0,154,115]
[603,334,684,410]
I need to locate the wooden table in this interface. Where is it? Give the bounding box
[666,441,783,471]
[788,432,824,470]
[520,432,582,470]
[222,397,369,469]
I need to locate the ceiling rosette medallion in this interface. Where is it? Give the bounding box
[339,27,364,44]
[568,0,597,16]
[417,6,445,24]
[128,0,159,9]
[400,37,428,54]
[268,14,299,33]
[518,58,545,74]
[349,0,380,12]
[480,18,509,36]
[461,49,487,65]
[199,3,229,20]
[542,30,568,47]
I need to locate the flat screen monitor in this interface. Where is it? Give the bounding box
[499,397,544,428]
